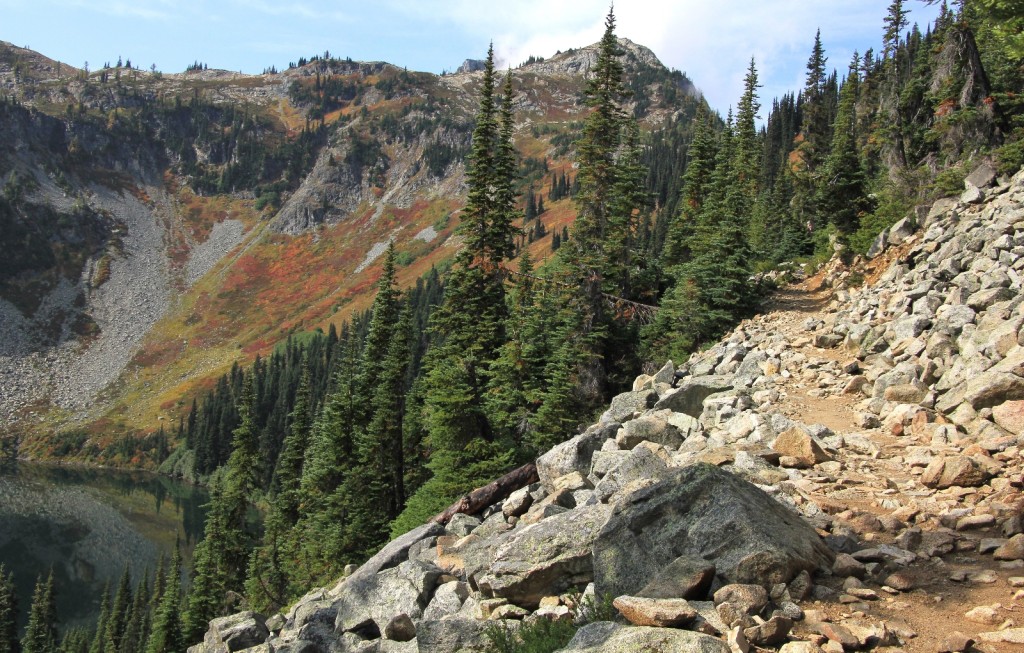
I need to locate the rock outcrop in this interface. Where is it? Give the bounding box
[192,166,1024,652]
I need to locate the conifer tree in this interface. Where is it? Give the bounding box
[0,564,17,653]
[395,48,520,533]
[22,572,57,653]
[88,585,110,653]
[104,567,131,653]
[663,105,716,266]
[145,546,182,653]
[818,57,869,236]
[119,575,148,653]
[733,57,762,197]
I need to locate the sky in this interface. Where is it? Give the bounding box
[2,0,943,115]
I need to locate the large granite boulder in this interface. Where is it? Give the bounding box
[555,621,729,653]
[477,503,613,608]
[593,464,834,598]
[538,428,613,492]
[334,560,441,636]
[195,612,270,653]
[653,376,734,417]
[331,522,444,595]
[417,618,514,653]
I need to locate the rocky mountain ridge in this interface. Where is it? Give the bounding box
[191,166,1024,652]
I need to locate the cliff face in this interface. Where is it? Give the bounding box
[191,167,1024,652]
[0,38,702,445]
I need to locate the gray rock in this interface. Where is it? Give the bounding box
[593,464,834,600]
[416,618,506,653]
[966,162,997,190]
[967,287,1016,312]
[713,584,768,615]
[936,371,1024,412]
[334,560,441,635]
[593,445,671,502]
[888,217,916,246]
[555,622,730,653]
[537,429,609,492]
[383,613,416,642]
[501,487,534,518]
[447,513,481,537]
[867,231,888,259]
[603,390,658,423]
[332,522,444,594]
[653,375,734,417]
[422,581,470,620]
[652,361,675,386]
[636,556,716,600]
[477,502,613,608]
[615,415,682,450]
[202,612,269,653]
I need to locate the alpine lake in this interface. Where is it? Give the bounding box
[0,461,209,634]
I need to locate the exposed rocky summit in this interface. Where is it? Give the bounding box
[191,167,1024,652]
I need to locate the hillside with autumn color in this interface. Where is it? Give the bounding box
[0,37,703,458]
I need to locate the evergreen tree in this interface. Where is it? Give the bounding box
[0,564,17,653]
[663,105,716,266]
[22,572,57,653]
[396,48,520,532]
[733,57,762,197]
[87,586,110,653]
[104,567,132,653]
[145,546,183,653]
[818,57,869,236]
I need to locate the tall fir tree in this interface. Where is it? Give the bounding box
[145,545,183,653]
[0,564,17,653]
[22,572,57,653]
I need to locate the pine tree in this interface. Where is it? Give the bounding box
[104,567,132,653]
[733,57,762,197]
[22,572,57,653]
[818,57,869,237]
[145,546,183,653]
[663,105,716,266]
[0,564,17,653]
[396,48,520,533]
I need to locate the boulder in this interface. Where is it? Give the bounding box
[615,415,683,450]
[334,560,441,635]
[331,522,444,595]
[994,534,1024,561]
[202,612,269,653]
[771,428,832,468]
[422,581,470,620]
[936,371,1024,412]
[555,621,730,653]
[636,556,716,600]
[383,613,416,642]
[603,390,658,423]
[966,161,997,190]
[417,618,509,653]
[992,400,1024,435]
[888,217,916,246]
[653,376,734,417]
[921,456,991,489]
[593,464,834,599]
[612,596,698,627]
[537,429,609,492]
[593,445,671,502]
[476,502,613,608]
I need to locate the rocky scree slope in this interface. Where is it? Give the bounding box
[190,168,1024,653]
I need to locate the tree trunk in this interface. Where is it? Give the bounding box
[432,462,539,525]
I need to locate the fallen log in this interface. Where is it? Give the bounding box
[432,462,539,525]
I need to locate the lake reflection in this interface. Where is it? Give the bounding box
[0,461,208,634]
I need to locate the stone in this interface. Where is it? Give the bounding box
[332,522,445,594]
[383,614,416,642]
[603,390,658,423]
[615,415,683,450]
[994,534,1024,561]
[866,230,888,259]
[962,185,984,204]
[883,381,930,404]
[966,161,997,189]
[964,605,1002,625]
[713,584,769,615]
[416,618,503,653]
[921,456,991,489]
[489,604,529,620]
[884,572,915,591]
[334,560,441,635]
[779,643,824,653]
[832,553,866,579]
[446,513,481,537]
[819,622,859,650]
[593,444,671,502]
[637,556,716,600]
[477,503,613,608]
[978,627,1024,644]
[653,375,734,417]
[612,595,698,627]
[556,621,731,653]
[593,464,834,600]
[956,514,996,530]
[937,370,1024,411]
[653,361,676,386]
[203,612,269,652]
[939,631,975,653]
[993,400,1024,435]
[772,428,832,468]
[888,216,916,245]
[537,429,608,492]
[501,487,534,518]
[422,581,470,621]
[744,615,794,648]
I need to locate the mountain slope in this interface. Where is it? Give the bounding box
[0,38,704,452]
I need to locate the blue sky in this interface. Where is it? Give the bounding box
[2,0,942,114]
